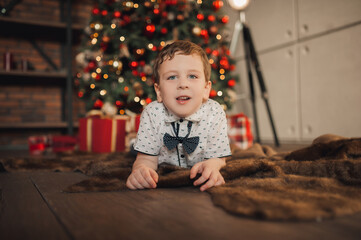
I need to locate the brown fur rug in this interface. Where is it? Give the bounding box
[1,134,361,221]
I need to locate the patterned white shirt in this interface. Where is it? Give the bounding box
[133,99,231,168]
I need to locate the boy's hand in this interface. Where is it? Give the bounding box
[190,158,226,191]
[126,164,159,190]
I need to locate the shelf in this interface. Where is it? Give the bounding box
[0,16,84,30]
[0,69,67,78]
[0,121,79,129]
[0,69,68,85]
[0,16,83,41]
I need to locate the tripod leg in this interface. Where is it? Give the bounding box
[242,26,261,143]
[244,25,280,146]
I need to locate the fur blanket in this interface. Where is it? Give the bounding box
[1,134,361,221]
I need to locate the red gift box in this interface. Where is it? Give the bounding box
[227,113,253,150]
[79,115,140,153]
[28,135,77,154]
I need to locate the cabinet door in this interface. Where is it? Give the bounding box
[255,46,300,142]
[227,0,296,57]
[299,25,361,140]
[229,46,300,142]
[298,0,361,38]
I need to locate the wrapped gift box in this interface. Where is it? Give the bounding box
[28,135,77,154]
[227,113,253,150]
[79,115,140,153]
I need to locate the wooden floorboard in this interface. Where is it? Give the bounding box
[1,171,361,240]
[0,172,71,240]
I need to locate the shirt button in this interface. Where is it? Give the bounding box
[181,154,185,158]
[179,119,184,123]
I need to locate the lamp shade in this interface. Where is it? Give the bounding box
[227,0,250,11]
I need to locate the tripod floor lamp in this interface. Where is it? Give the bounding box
[228,0,280,146]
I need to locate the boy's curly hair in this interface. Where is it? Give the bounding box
[153,40,211,84]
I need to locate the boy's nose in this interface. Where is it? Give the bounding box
[177,76,189,89]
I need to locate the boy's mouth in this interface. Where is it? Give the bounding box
[176,96,191,104]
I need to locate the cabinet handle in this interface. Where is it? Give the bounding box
[304,125,312,134]
[301,24,309,34]
[285,29,292,38]
[301,46,310,55]
[286,49,293,58]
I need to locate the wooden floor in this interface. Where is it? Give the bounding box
[1,171,361,240]
[1,144,361,240]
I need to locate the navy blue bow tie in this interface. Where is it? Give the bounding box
[163,121,199,154]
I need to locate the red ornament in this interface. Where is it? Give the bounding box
[209,89,217,98]
[212,0,223,11]
[200,29,209,39]
[145,98,152,104]
[132,70,139,76]
[145,24,156,33]
[228,79,236,87]
[154,8,160,15]
[161,27,168,34]
[205,48,212,54]
[208,15,216,22]
[78,91,84,98]
[95,74,101,80]
[114,11,121,18]
[220,57,229,69]
[130,61,138,69]
[197,13,204,21]
[92,8,100,15]
[221,16,229,24]
[101,10,108,16]
[211,50,219,57]
[93,99,103,109]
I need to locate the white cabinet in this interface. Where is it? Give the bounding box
[227,0,361,142]
[298,0,361,38]
[299,25,361,140]
[226,0,295,57]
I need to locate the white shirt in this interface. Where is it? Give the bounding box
[133,99,231,168]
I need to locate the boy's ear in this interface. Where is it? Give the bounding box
[203,81,212,102]
[154,83,163,103]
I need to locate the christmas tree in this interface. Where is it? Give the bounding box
[75,0,238,116]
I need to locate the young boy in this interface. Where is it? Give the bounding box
[126,40,231,191]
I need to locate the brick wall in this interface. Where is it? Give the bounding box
[0,0,93,147]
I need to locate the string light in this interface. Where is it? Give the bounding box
[91,72,97,78]
[90,84,95,89]
[103,74,109,79]
[216,34,222,40]
[220,75,225,80]
[134,97,140,102]
[111,23,116,29]
[119,36,125,42]
[91,38,97,44]
[217,91,223,96]
[118,77,124,83]
[100,89,107,95]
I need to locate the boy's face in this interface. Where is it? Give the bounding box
[154,53,211,118]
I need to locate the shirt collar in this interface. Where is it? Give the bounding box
[164,103,206,123]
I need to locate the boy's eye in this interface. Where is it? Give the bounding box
[167,75,177,80]
[189,74,198,79]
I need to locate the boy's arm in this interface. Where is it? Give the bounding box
[189,157,226,192]
[126,153,159,190]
